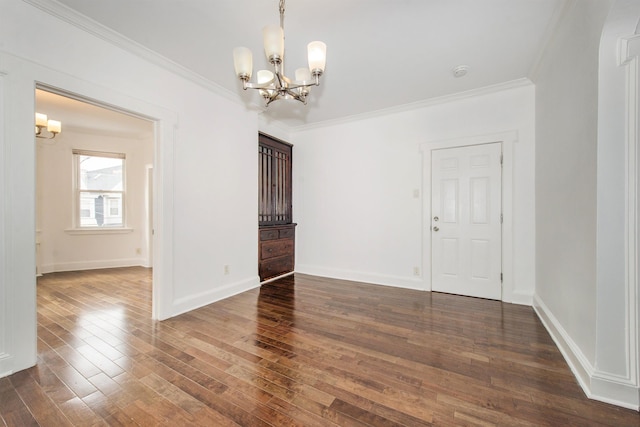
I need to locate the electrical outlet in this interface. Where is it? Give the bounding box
[224,265,230,275]
[413,267,420,276]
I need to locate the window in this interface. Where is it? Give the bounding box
[259,133,292,225]
[73,149,125,228]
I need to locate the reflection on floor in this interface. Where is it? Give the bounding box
[1,267,638,426]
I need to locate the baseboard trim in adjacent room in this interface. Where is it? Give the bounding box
[40,258,147,274]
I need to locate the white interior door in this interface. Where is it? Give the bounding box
[431,143,502,300]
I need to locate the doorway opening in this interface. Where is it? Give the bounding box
[35,86,155,307]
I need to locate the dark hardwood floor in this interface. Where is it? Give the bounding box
[1,268,638,426]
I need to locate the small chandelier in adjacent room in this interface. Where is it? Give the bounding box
[232,0,327,106]
[35,113,62,139]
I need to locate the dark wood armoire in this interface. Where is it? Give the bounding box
[258,133,296,281]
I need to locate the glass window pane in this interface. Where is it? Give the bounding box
[79,155,123,191]
[79,192,123,227]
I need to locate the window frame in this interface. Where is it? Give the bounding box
[72,149,126,230]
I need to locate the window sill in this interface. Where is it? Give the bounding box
[65,227,133,235]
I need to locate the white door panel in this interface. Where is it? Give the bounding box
[431,143,502,300]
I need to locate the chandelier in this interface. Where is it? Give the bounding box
[232,0,327,106]
[35,113,62,139]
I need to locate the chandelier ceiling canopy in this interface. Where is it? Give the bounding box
[233,0,327,106]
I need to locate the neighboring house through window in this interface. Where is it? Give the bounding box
[73,149,125,228]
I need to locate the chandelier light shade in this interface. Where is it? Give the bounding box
[262,25,284,61]
[307,41,327,73]
[233,47,253,80]
[35,112,62,139]
[233,0,327,106]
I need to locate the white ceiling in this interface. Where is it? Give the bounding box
[42,0,565,128]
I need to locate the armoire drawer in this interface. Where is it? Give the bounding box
[260,239,294,260]
[259,223,296,281]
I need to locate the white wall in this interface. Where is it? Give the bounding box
[595,0,640,409]
[0,52,7,375]
[0,0,260,376]
[533,0,640,410]
[292,83,536,302]
[534,0,607,368]
[36,128,153,274]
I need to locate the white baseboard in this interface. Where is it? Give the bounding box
[171,276,261,317]
[0,353,13,379]
[533,294,639,411]
[532,295,593,391]
[295,265,535,305]
[590,374,640,410]
[509,290,534,306]
[39,258,146,274]
[260,271,294,284]
[295,264,425,290]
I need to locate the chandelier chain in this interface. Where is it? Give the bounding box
[279,0,285,30]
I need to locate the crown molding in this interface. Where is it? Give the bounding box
[292,78,534,133]
[21,0,537,136]
[22,0,243,107]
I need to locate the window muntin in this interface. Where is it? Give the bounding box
[74,150,125,228]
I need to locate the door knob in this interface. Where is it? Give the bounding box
[433,226,439,232]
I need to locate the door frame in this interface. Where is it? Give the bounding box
[0,51,178,377]
[430,142,503,300]
[421,131,517,302]
[32,82,175,321]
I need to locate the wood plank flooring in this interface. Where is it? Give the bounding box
[1,267,639,426]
